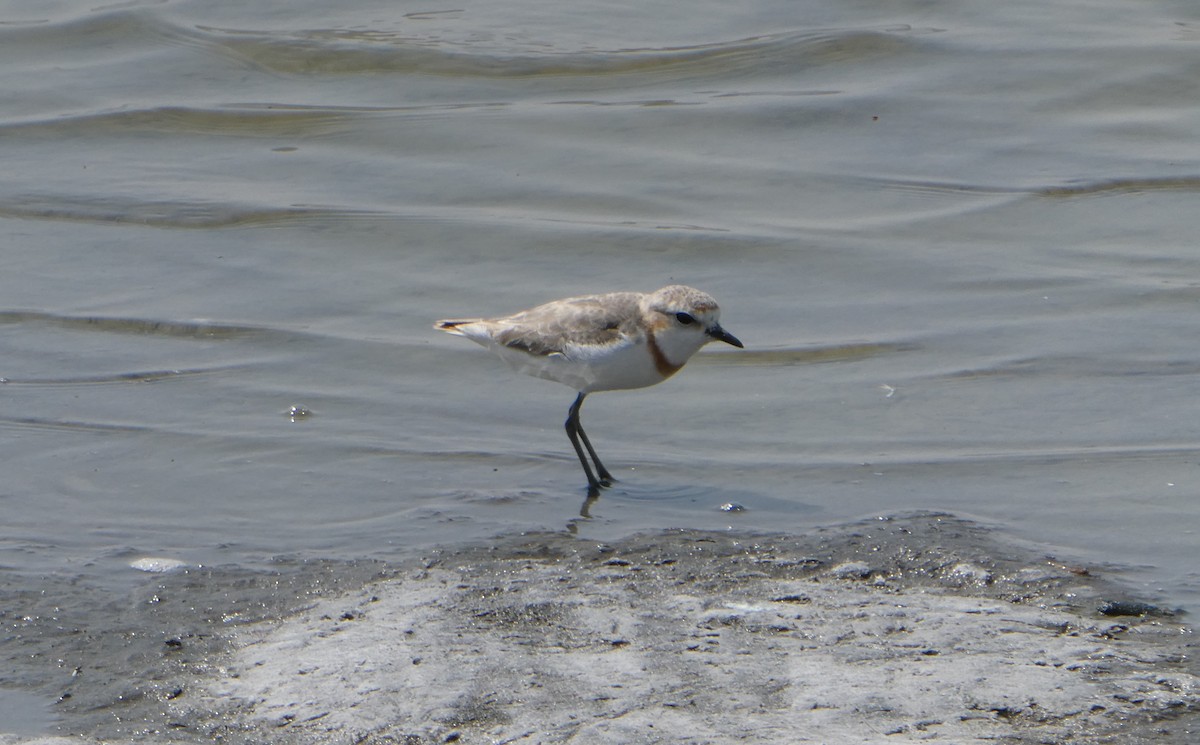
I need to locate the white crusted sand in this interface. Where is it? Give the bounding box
[205,518,1197,744]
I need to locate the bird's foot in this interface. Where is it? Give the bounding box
[586,476,616,496]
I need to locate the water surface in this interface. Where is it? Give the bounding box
[1,0,1197,615]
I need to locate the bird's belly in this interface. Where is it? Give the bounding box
[495,342,663,393]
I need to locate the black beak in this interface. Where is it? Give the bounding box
[706,323,744,348]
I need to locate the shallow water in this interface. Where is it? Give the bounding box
[1,0,1198,621]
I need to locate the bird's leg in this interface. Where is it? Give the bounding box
[566,393,614,494]
[571,393,615,485]
[565,395,602,495]
[576,423,615,486]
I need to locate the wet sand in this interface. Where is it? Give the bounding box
[2,514,1196,744]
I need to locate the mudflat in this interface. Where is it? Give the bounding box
[3,514,1196,744]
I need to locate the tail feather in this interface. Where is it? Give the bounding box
[434,319,479,336]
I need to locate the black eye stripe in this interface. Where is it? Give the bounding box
[675,312,695,325]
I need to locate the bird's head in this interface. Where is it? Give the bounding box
[642,285,743,367]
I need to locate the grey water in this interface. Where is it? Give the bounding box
[2,0,1198,634]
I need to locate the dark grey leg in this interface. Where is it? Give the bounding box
[565,392,614,494]
[574,411,615,485]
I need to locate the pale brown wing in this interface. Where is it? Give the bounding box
[491,292,644,357]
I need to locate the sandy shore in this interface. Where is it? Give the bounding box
[2,514,1196,744]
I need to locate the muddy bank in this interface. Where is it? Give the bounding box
[3,514,1197,743]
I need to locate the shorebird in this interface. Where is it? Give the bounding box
[435,285,743,495]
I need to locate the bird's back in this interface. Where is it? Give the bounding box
[437,292,644,354]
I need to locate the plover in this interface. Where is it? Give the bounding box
[435,285,743,495]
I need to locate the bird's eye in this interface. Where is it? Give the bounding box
[675,312,695,325]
